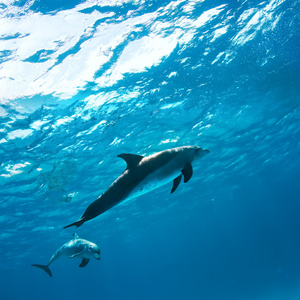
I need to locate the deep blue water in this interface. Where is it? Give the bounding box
[1,0,300,299]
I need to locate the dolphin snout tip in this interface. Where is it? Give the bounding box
[197,148,210,155]
[94,253,101,260]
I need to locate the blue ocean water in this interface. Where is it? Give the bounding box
[1,0,300,299]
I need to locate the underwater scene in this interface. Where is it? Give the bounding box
[0,0,299,299]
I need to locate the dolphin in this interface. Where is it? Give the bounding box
[32,234,100,277]
[64,145,210,229]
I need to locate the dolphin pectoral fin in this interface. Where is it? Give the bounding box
[171,174,182,193]
[182,162,193,183]
[117,153,144,169]
[63,217,85,229]
[79,258,90,268]
[32,264,52,277]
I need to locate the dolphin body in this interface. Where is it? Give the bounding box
[32,234,100,277]
[64,145,210,229]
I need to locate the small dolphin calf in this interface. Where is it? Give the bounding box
[32,234,100,277]
[64,145,209,229]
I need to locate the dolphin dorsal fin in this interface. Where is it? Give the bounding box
[117,153,144,170]
[72,233,79,240]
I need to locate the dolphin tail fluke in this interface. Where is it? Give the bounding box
[63,217,85,229]
[32,264,52,277]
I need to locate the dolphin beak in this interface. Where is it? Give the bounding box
[196,148,210,157]
[94,252,101,260]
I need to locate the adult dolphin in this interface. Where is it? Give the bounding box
[64,145,210,229]
[32,234,100,277]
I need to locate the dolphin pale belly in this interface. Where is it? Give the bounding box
[64,146,210,229]
[32,234,100,277]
